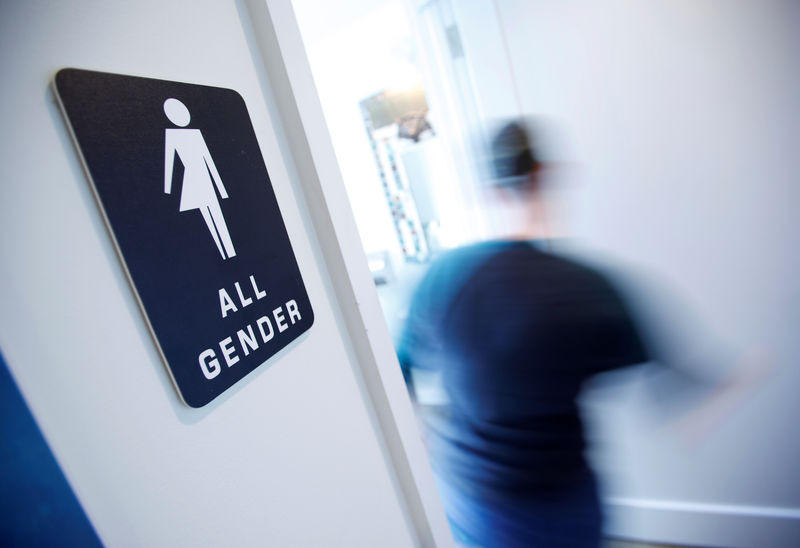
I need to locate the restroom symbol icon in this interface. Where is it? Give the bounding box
[163,97,237,260]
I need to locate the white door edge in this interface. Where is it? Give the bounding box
[242,1,455,546]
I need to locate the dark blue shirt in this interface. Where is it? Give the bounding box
[398,240,649,500]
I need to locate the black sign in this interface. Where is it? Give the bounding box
[54,68,314,408]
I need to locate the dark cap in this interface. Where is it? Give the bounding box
[489,121,540,187]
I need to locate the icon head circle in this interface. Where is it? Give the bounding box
[164,98,191,127]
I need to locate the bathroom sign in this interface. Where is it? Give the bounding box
[54,68,313,408]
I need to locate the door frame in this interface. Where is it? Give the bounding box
[243,1,453,546]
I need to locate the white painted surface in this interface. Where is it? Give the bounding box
[0,1,439,546]
[432,0,800,545]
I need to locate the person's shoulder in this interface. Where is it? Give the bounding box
[537,245,635,301]
[476,241,626,300]
[426,240,510,275]
[427,240,620,295]
[540,248,609,280]
[461,240,590,276]
[413,241,513,301]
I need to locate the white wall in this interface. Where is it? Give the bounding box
[445,0,800,545]
[0,1,424,546]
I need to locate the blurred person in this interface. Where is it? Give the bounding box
[397,120,651,547]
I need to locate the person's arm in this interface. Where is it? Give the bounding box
[397,261,449,404]
[583,273,651,375]
[607,270,775,444]
[397,289,427,403]
[669,348,773,445]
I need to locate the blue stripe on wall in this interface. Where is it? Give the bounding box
[0,351,102,547]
